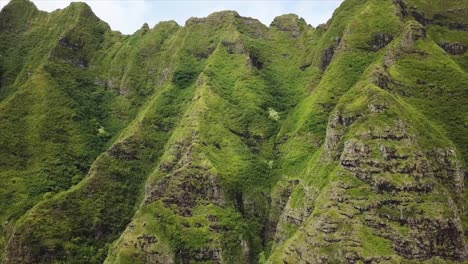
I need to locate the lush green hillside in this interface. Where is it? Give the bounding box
[0,0,467,263]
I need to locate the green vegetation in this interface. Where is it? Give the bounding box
[0,0,467,263]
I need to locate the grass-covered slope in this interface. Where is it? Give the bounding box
[0,1,120,257]
[0,0,466,263]
[104,12,317,264]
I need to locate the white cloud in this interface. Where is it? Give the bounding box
[0,0,343,34]
[0,0,8,10]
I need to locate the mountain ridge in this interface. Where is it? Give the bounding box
[0,0,467,263]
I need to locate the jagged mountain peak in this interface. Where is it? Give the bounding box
[65,1,92,11]
[2,0,36,9]
[271,13,309,28]
[185,10,239,26]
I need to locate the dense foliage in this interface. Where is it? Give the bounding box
[0,0,467,263]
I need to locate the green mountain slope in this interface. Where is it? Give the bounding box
[0,0,467,263]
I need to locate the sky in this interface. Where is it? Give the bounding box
[0,0,344,34]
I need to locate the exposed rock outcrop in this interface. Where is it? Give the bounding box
[273,182,316,245]
[146,132,226,216]
[438,42,467,55]
[108,138,139,161]
[275,83,466,263]
[394,0,468,31]
[370,33,393,51]
[270,14,307,38]
[321,46,335,71]
[401,21,426,51]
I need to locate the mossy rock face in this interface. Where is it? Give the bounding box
[0,0,467,263]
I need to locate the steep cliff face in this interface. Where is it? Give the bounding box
[0,0,466,263]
